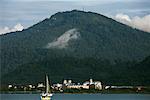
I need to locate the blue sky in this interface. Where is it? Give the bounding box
[0,0,150,33]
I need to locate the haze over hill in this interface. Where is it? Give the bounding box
[1,10,150,85]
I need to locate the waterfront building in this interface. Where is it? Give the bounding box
[68,80,72,84]
[63,80,67,85]
[28,85,33,88]
[8,85,13,89]
[83,79,102,90]
[67,85,89,89]
[94,81,102,90]
[37,83,45,88]
[63,79,102,90]
[110,86,133,89]
[14,86,17,89]
[53,83,63,90]
[63,79,75,86]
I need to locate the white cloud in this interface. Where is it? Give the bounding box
[115,13,131,23]
[0,23,24,35]
[114,14,150,33]
[46,28,80,49]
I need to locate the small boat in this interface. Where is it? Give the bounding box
[41,75,53,100]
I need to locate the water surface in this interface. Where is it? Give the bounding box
[1,94,150,100]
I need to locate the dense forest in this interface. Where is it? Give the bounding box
[1,10,150,86]
[2,56,150,86]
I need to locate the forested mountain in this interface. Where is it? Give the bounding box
[2,56,150,86]
[1,10,150,85]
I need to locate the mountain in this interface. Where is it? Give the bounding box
[1,10,150,85]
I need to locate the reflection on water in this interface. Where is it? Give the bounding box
[1,94,150,100]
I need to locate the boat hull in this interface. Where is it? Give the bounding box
[41,96,51,100]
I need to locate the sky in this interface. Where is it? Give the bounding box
[0,0,150,34]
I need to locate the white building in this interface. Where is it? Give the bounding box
[63,80,67,85]
[67,85,89,89]
[110,86,133,89]
[94,81,102,90]
[53,83,62,88]
[37,83,45,88]
[83,79,102,90]
[53,83,63,90]
[14,86,17,89]
[63,79,74,86]
[28,84,36,89]
[8,85,13,89]
[68,80,72,84]
[28,85,32,88]
[63,79,102,90]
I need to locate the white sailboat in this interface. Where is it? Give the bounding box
[41,75,53,100]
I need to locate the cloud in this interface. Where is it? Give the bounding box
[46,28,80,49]
[114,14,150,33]
[17,0,78,1]
[0,23,24,35]
[6,0,140,6]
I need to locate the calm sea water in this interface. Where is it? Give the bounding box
[1,94,150,100]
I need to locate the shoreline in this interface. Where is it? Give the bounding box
[1,91,150,94]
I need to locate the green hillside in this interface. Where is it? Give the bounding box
[2,56,150,86]
[1,10,150,85]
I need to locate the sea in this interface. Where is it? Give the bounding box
[1,94,150,100]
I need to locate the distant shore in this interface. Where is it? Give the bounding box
[1,89,150,94]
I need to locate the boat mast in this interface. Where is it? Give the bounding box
[46,75,50,93]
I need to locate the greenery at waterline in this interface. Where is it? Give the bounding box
[1,87,150,94]
[1,56,150,86]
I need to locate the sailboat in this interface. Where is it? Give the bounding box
[41,75,53,100]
